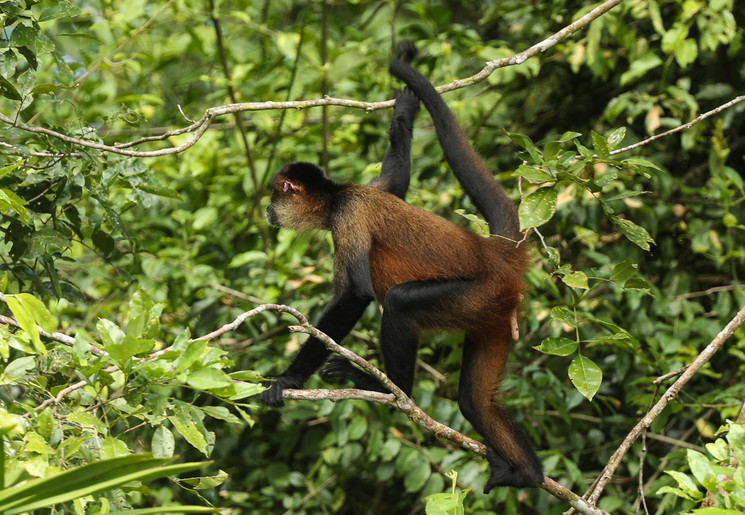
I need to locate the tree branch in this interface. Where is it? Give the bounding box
[281,317,608,515]
[0,0,626,158]
[0,302,607,513]
[610,95,745,156]
[0,313,105,356]
[584,302,745,505]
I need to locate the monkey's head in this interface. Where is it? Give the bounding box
[266,162,341,232]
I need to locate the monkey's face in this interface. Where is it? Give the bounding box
[265,200,281,227]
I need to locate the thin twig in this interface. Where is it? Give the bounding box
[610,95,745,156]
[0,314,106,356]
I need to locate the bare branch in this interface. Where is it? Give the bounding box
[1,0,625,158]
[285,320,608,514]
[0,313,106,356]
[584,302,745,505]
[196,303,309,341]
[283,388,395,405]
[610,95,745,156]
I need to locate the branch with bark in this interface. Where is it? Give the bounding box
[3,299,744,513]
[1,0,626,158]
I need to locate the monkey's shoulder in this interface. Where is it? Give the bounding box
[332,184,459,228]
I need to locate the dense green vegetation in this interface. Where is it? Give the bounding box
[1,0,744,513]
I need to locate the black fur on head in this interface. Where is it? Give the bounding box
[273,162,337,193]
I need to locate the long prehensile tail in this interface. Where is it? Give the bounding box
[389,43,520,239]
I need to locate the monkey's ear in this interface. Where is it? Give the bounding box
[282,180,300,194]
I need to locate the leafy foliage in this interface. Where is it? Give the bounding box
[1,0,744,513]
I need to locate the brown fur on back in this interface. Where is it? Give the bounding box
[331,185,525,312]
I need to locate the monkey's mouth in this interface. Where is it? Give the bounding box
[265,206,279,227]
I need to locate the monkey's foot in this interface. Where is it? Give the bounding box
[320,356,386,392]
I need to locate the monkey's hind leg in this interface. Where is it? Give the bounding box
[458,330,544,493]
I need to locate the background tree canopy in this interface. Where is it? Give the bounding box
[1,0,744,513]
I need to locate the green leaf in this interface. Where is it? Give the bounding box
[380,439,401,462]
[727,423,745,463]
[67,411,106,435]
[655,485,700,502]
[663,469,703,498]
[176,469,228,490]
[174,339,207,373]
[610,260,638,285]
[675,38,698,68]
[568,356,602,401]
[620,53,663,86]
[543,141,561,162]
[591,131,610,159]
[560,269,589,289]
[550,306,578,328]
[519,188,557,230]
[514,165,554,184]
[2,356,37,381]
[152,426,176,458]
[611,216,655,251]
[276,31,301,60]
[169,416,208,454]
[0,454,207,514]
[127,291,162,339]
[622,157,662,172]
[403,457,430,492]
[112,508,217,514]
[607,127,626,149]
[705,438,729,462]
[585,333,636,350]
[228,251,267,268]
[0,74,23,101]
[4,293,55,354]
[687,449,718,492]
[103,336,155,368]
[425,491,467,515]
[534,337,577,356]
[558,131,582,142]
[9,25,38,48]
[227,381,265,401]
[92,228,115,257]
[39,2,84,22]
[200,406,241,424]
[186,368,234,391]
[0,188,29,224]
[100,437,130,459]
[348,416,368,441]
[97,318,125,346]
[506,131,543,164]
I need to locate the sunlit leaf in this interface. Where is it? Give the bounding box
[568,356,602,401]
[519,188,557,230]
[534,337,577,356]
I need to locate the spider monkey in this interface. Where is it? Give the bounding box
[260,44,543,493]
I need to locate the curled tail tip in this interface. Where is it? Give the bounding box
[397,41,417,63]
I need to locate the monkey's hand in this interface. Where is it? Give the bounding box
[392,88,420,123]
[258,375,303,408]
